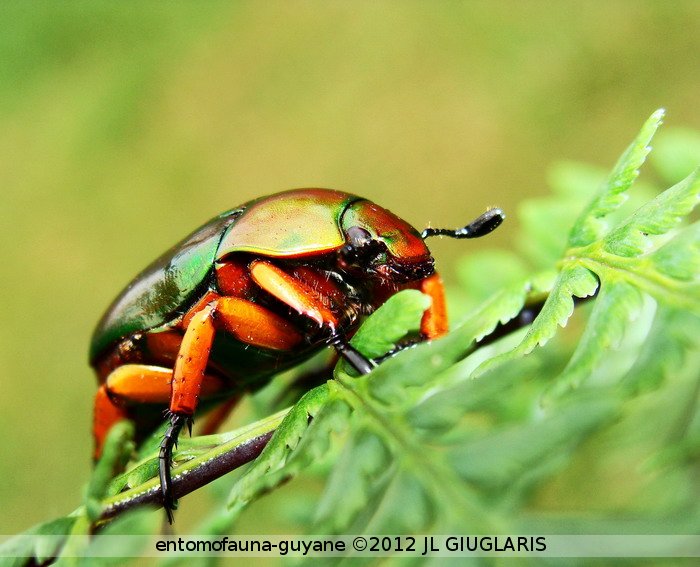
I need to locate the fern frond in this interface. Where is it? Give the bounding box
[568,108,665,247]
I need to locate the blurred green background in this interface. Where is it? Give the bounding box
[1,1,699,535]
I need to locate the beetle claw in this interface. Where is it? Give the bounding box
[159,412,187,524]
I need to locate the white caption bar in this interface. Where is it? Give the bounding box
[1,535,699,558]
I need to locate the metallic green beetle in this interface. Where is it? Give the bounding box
[91,188,504,521]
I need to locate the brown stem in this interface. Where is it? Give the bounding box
[98,431,273,522]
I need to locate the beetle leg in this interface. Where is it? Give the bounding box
[93,364,226,459]
[249,261,375,373]
[249,260,339,330]
[416,272,449,339]
[160,412,187,523]
[159,303,217,521]
[193,298,305,434]
[93,385,130,460]
[169,304,217,415]
[289,265,346,306]
[160,296,306,521]
[105,364,226,404]
[331,335,376,375]
[215,296,303,350]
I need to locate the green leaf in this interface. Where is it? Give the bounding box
[543,280,645,401]
[71,509,158,567]
[650,221,700,281]
[85,421,134,522]
[313,425,393,531]
[604,169,700,257]
[449,392,620,491]
[52,513,91,567]
[621,306,700,393]
[568,109,665,247]
[226,383,331,516]
[365,270,555,406]
[347,289,431,361]
[473,266,598,378]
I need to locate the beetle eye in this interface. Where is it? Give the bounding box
[347,226,372,248]
[340,226,388,267]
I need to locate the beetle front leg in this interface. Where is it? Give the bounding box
[249,260,376,374]
[159,296,305,521]
[416,272,448,339]
[331,335,376,375]
[371,272,450,366]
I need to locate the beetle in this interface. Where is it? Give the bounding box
[90,188,504,521]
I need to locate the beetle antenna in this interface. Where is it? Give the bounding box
[421,208,505,240]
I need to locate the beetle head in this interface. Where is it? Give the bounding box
[338,200,434,283]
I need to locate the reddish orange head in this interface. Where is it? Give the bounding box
[338,199,434,282]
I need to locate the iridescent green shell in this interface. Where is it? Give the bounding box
[89,210,241,363]
[216,188,359,259]
[90,189,362,363]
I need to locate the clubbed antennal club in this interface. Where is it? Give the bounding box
[421,208,505,240]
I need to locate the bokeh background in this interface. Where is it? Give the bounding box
[1,1,699,535]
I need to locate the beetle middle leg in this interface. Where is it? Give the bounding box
[328,335,375,374]
[158,297,307,521]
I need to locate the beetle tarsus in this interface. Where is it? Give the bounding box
[331,336,376,375]
[159,412,187,523]
[421,208,505,240]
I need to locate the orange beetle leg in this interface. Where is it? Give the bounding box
[216,259,254,298]
[170,304,217,415]
[105,364,226,405]
[215,296,303,350]
[93,384,130,460]
[159,292,307,520]
[249,260,338,330]
[160,302,217,521]
[180,291,220,330]
[144,331,185,368]
[94,364,226,459]
[250,260,374,374]
[290,265,346,306]
[417,272,449,339]
[171,296,304,416]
